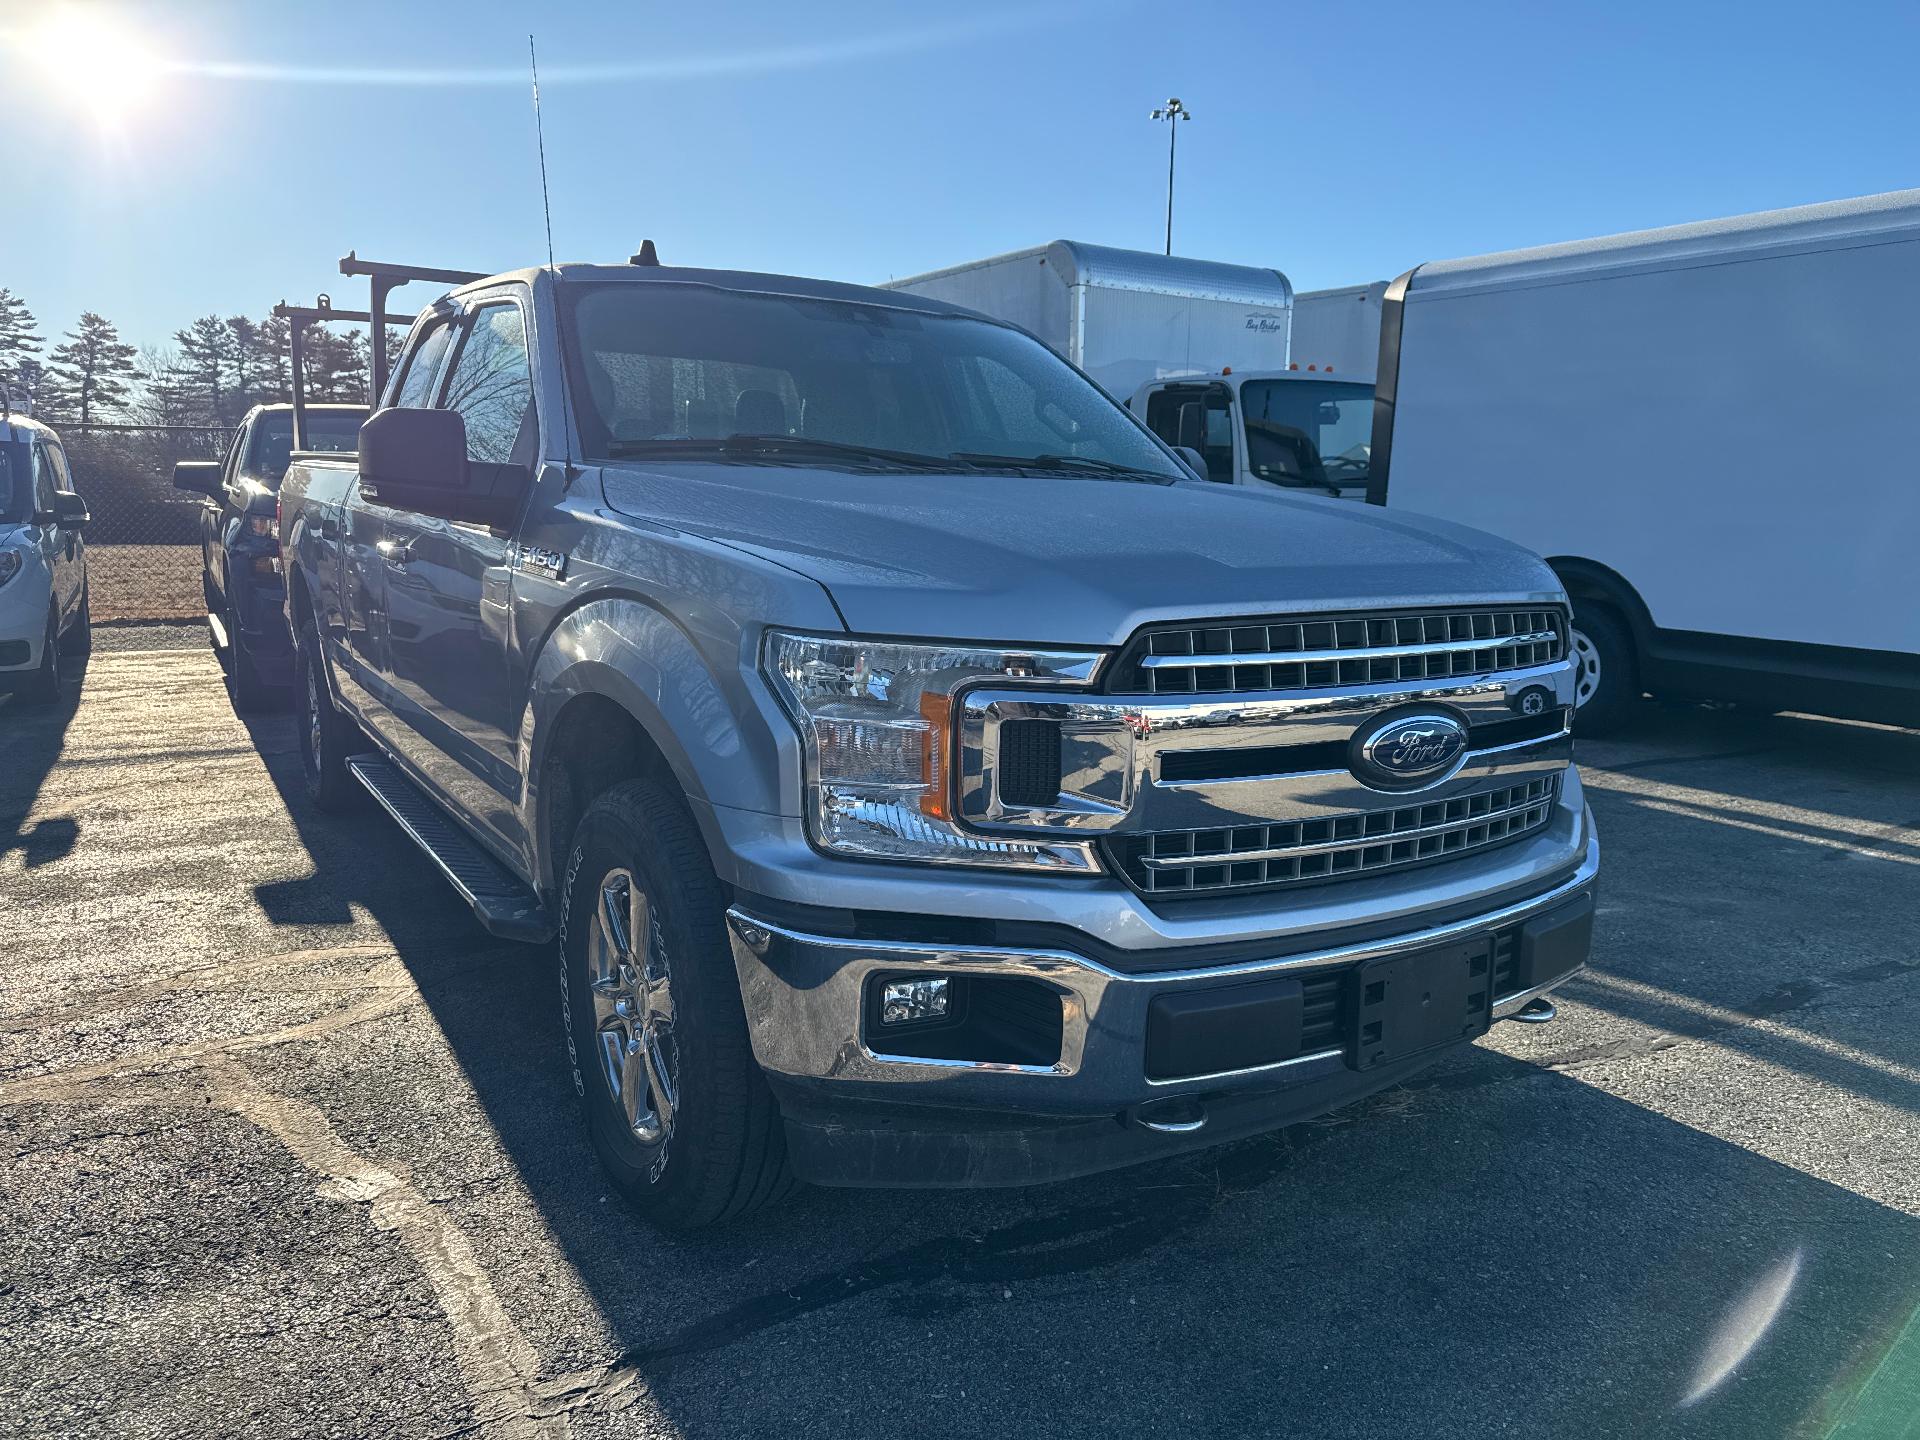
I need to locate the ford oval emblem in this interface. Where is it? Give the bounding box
[1352,710,1471,791]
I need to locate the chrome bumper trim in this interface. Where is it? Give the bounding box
[724,829,1599,1105]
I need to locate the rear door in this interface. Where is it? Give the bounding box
[335,316,456,722]
[377,294,536,853]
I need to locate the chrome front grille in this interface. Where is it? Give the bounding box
[1120,607,1566,695]
[1111,775,1560,898]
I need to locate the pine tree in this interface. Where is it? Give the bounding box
[0,289,44,390]
[254,314,293,404]
[303,327,368,403]
[45,312,140,424]
[173,315,239,424]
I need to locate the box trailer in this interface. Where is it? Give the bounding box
[1370,189,1920,730]
[883,240,1293,399]
[1292,281,1387,381]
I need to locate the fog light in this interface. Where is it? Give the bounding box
[882,977,949,1025]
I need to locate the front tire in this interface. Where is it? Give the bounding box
[295,620,361,812]
[59,583,90,657]
[20,611,62,707]
[1569,606,1638,736]
[559,779,792,1229]
[230,621,278,714]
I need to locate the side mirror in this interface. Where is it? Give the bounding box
[1173,445,1210,480]
[1175,401,1205,451]
[359,407,528,529]
[173,460,224,498]
[52,491,90,530]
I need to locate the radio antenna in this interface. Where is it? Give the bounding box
[529,34,557,273]
[527,34,577,476]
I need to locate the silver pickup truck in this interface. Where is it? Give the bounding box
[278,257,1598,1229]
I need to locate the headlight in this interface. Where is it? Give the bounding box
[0,549,21,588]
[764,630,1104,870]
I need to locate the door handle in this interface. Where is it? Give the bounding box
[376,538,414,566]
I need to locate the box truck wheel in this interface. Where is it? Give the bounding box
[1569,607,1637,735]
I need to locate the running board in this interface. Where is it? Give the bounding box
[206,611,231,653]
[347,754,553,943]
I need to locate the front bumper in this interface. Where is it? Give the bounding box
[727,817,1598,1187]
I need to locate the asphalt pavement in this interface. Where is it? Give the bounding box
[3,642,1917,1439]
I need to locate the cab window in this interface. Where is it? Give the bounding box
[440,302,535,465]
[391,319,455,411]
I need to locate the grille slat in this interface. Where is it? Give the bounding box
[1114,776,1560,899]
[1123,607,1566,696]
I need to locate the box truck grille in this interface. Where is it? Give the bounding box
[1116,607,1566,695]
[1110,775,1559,899]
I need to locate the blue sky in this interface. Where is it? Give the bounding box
[4,0,1917,352]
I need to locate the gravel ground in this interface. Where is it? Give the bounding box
[2,647,1916,1439]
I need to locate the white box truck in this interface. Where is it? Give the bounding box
[886,241,1375,495]
[1292,281,1387,381]
[1370,189,1920,731]
[883,239,1293,397]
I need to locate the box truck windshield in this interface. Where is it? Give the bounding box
[1241,378,1373,492]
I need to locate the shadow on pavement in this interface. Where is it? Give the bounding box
[240,700,1920,1439]
[0,648,88,869]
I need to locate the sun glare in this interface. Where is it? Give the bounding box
[30,6,163,128]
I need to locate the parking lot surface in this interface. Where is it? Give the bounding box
[3,644,1917,1439]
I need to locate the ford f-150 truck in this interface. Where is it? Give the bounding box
[278,256,1599,1229]
[174,402,366,710]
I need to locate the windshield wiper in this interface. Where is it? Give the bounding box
[947,452,1173,483]
[604,434,954,469]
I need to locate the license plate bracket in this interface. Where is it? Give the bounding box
[1349,936,1496,1071]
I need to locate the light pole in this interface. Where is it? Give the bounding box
[1149,97,1190,255]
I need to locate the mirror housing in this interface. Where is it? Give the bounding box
[1173,445,1209,480]
[52,491,90,530]
[173,460,224,498]
[358,407,529,529]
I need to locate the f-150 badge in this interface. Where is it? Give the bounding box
[515,544,568,581]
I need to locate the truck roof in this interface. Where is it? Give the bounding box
[1414,186,1920,295]
[249,402,366,417]
[884,240,1293,308]
[0,409,58,445]
[446,262,992,320]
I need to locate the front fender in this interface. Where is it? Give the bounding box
[518,595,806,894]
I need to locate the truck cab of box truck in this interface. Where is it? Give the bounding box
[1129,368,1377,497]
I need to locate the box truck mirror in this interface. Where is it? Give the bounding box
[1176,401,1205,450]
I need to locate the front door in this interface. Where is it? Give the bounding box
[378,295,536,858]
[32,441,81,625]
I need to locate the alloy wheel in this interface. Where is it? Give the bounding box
[588,867,678,1175]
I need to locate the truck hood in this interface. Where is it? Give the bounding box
[597,463,1561,645]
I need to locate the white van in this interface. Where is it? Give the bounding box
[0,403,91,706]
[1371,190,1920,731]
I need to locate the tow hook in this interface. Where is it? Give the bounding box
[1130,1095,1209,1134]
[1508,997,1558,1025]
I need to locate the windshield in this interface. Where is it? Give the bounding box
[244,410,365,485]
[563,283,1184,479]
[1240,379,1375,491]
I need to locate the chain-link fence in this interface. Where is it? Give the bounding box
[58,421,236,648]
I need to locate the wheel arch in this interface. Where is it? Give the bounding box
[520,595,797,901]
[1545,556,1654,646]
